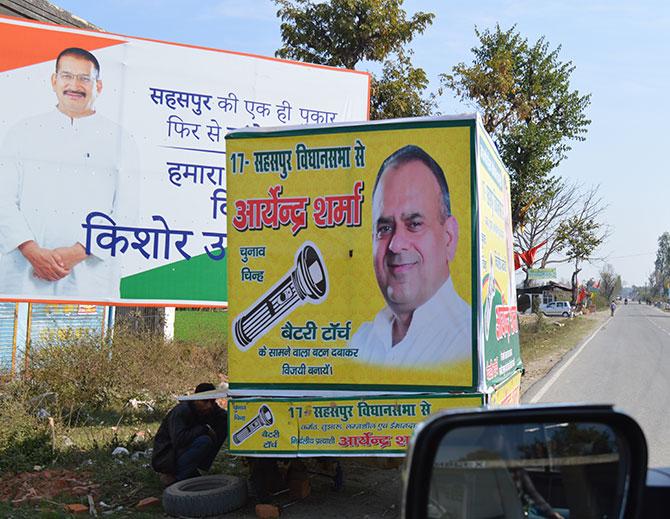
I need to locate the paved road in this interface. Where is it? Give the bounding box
[523,303,670,467]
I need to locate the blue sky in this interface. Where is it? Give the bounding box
[52,0,669,286]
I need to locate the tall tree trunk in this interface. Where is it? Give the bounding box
[571,259,581,305]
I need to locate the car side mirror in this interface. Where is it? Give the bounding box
[403,404,648,519]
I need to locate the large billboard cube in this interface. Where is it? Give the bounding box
[226,116,522,396]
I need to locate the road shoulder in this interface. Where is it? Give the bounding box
[520,311,609,399]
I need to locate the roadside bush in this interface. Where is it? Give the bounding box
[0,386,52,473]
[28,333,117,412]
[27,328,225,419]
[532,311,548,333]
[592,294,609,309]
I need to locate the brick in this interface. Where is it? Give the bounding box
[289,478,311,499]
[255,503,280,518]
[64,503,88,514]
[136,496,161,509]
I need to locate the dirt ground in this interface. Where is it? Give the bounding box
[0,469,99,507]
[220,313,610,519]
[228,459,404,519]
[1,314,608,518]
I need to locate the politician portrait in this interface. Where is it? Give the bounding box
[0,47,138,299]
[351,145,472,367]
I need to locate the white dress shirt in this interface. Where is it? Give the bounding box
[0,109,138,298]
[351,277,472,367]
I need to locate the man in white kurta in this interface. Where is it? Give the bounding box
[351,145,471,368]
[354,277,470,366]
[0,48,138,299]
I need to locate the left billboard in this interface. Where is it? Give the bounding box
[0,16,370,305]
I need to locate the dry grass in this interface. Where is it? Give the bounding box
[26,328,225,418]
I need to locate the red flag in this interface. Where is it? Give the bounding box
[576,287,588,304]
[514,240,548,270]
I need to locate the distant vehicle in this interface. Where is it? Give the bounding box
[539,301,574,317]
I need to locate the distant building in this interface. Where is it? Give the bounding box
[517,281,572,313]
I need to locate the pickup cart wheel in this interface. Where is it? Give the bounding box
[562,312,569,317]
[162,474,247,517]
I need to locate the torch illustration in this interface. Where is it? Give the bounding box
[233,242,328,351]
[232,405,274,445]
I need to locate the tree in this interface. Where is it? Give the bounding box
[275,0,433,68]
[599,264,621,301]
[514,181,608,295]
[554,187,609,303]
[441,25,591,229]
[651,232,670,297]
[274,0,436,119]
[514,177,578,285]
[370,50,436,119]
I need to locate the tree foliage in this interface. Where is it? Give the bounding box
[599,264,622,301]
[274,0,436,119]
[275,0,433,69]
[651,232,670,296]
[514,178,577,277]
[370,50,436,119]
[514,180,607,294]
[441,25,591,229]
[554,186,609,302]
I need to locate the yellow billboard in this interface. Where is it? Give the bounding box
[226,118,478,392]
[488,371,522,406]
[229,394,483,455]
[477,126,523,386]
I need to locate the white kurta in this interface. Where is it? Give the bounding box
[351,277,472,367]
[0,110,139,298]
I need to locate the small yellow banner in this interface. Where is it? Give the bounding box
[488,371,522,407]
[228,393,484,455]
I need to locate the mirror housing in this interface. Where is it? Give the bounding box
[403,404,648,519]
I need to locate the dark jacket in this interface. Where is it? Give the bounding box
[151,401,228,474]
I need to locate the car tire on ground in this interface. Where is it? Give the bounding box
[162,474,247,517]
[562,312,569,317]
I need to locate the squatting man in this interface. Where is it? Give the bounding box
[152,382,229,486]
[0,47,138,297]
[352,145,471,367]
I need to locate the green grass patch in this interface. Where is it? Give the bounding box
[174,310,228,345]
[0,501,69,518]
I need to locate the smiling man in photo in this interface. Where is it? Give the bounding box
[0,47,138,298]
[351,145,471,367]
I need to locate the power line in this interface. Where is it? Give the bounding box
[606,252,655,259]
